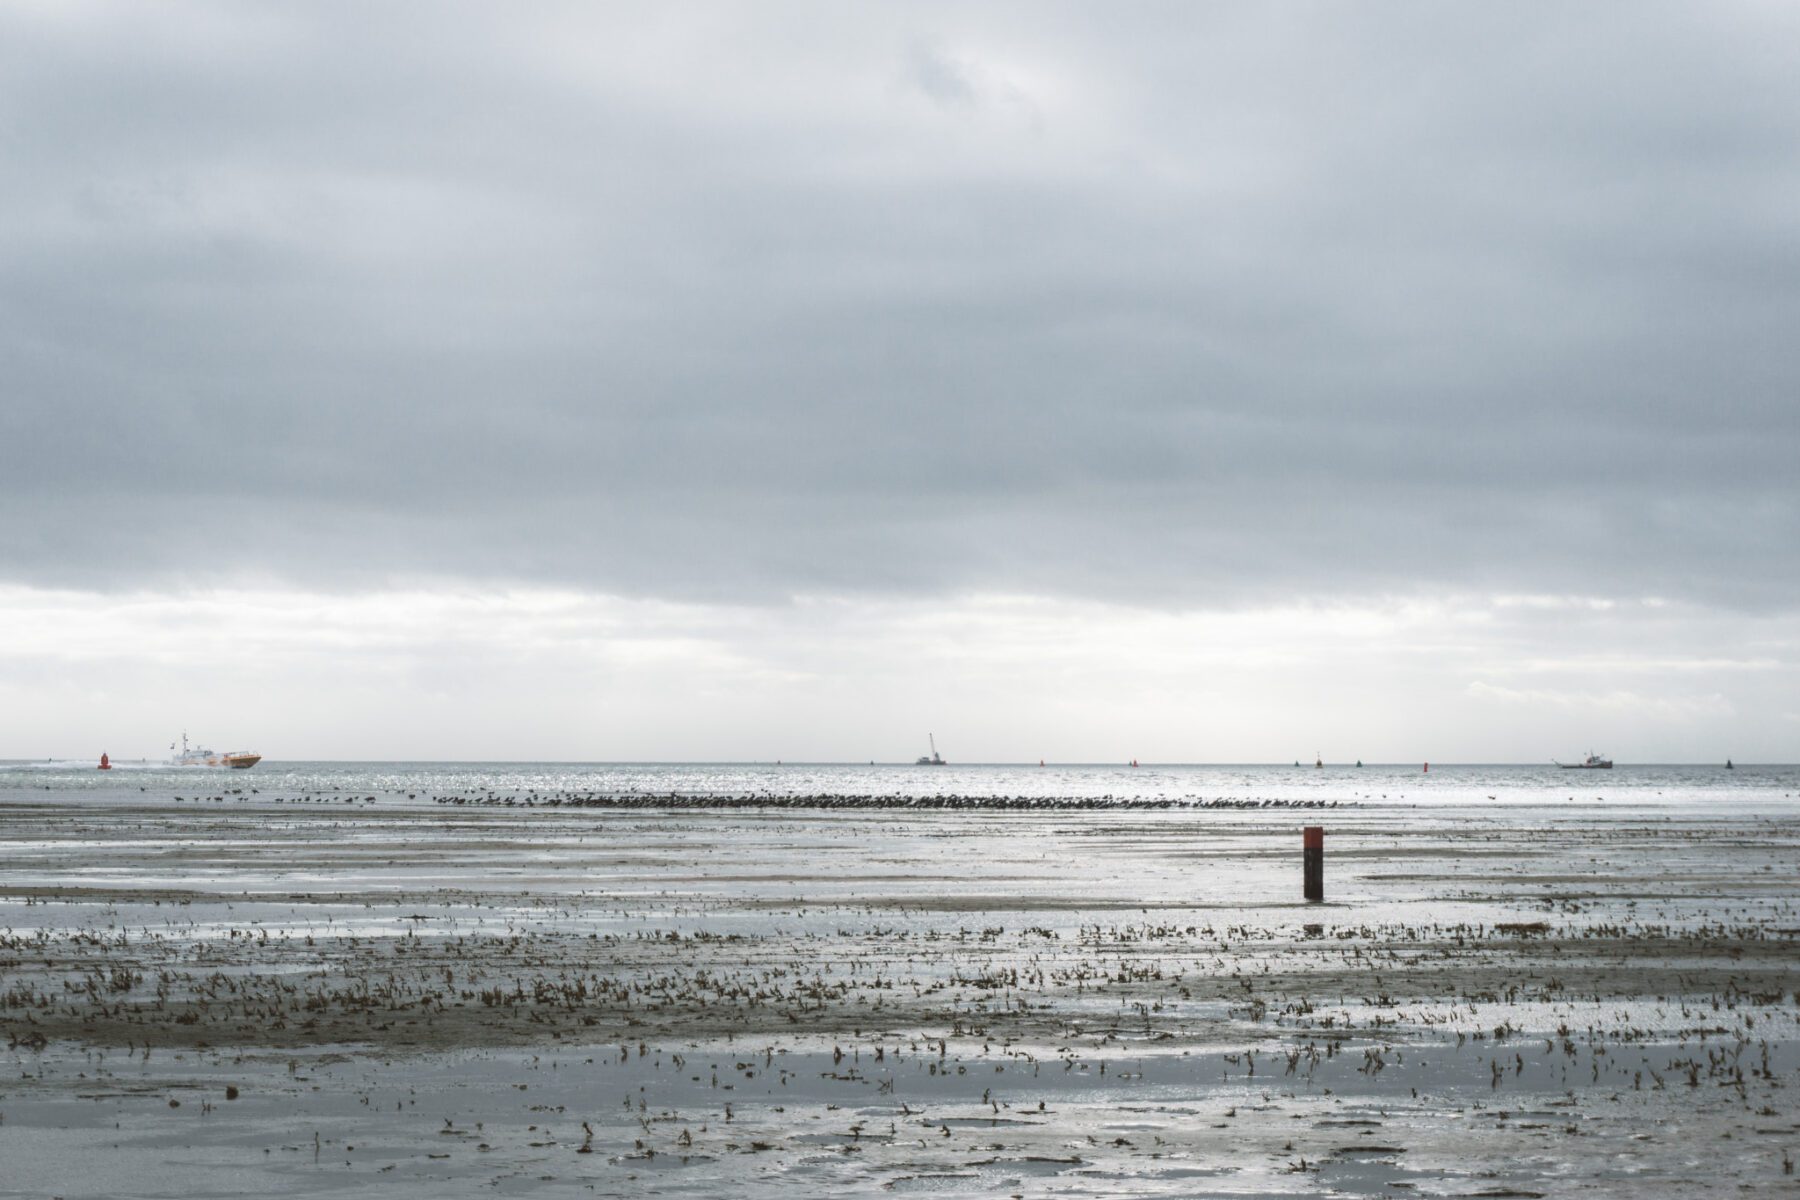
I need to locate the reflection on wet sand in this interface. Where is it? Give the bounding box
[2,789,1798,1196]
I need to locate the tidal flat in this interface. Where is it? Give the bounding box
[3,773,1798,1197]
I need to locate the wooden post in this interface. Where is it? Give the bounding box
[1303,826,1324,902]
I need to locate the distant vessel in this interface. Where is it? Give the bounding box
[1556,753,1613,770]
[915,734,946,766]
[1726,759,1734,770]
[169,732,261,769]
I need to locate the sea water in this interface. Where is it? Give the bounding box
[3,758,1796,809]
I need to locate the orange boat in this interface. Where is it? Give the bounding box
[169,733,261,769]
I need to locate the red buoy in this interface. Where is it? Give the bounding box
[98,753,112,770]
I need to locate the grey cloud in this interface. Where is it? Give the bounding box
[906,40,980,109]
[2,2,1796,609]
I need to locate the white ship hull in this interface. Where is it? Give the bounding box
[171,752,261,769]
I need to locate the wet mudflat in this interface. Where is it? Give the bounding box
[3,784,1798,1196]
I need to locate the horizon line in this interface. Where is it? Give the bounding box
[3,757,1778,768]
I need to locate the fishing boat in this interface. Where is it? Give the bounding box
[914,734,946,766]
[169,733,261,769]
[1556,753,1612,770]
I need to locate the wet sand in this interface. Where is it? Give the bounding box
[3,790,1798,1196]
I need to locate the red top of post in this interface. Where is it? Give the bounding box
[1303,826,1324,849]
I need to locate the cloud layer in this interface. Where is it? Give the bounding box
[4,584,1791,761]
[4,2,1796,610]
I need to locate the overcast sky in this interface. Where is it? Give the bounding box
[3,2,1796,761]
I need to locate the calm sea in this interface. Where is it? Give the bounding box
[2,760,1795,809]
